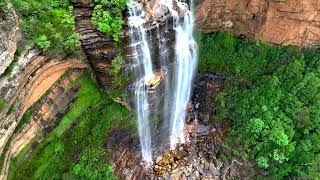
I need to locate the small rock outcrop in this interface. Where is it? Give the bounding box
[195,0,320,46]
[191,74,225,124]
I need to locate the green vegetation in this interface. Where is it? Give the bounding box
[108,53,132,88]
[91,0,127,42]
[0,1,5,9]
[0,99,5,110]
[3,47,22,76]
[15,108,34,133]
[6,100,20,115]
[11,0,82,56]
[197,32,320,178]
[8,72,133,179]
[52,73,105,137]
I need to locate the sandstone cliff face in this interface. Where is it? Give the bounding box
[195,0,320,46]
[0,3,20,75]
[72,0,177,91]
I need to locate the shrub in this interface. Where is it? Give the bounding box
[0,1,5,9]
[11,0,82,57]
[91,0,127,42]
[36,35,51,51]
[0,99,5,110]
[108,53,131,88]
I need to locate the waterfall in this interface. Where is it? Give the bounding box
[167,0,198,149]
[154,0,198,149]
[128,1,153,164]
[128,0,198,163]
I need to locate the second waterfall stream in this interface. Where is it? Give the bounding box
[127,0,198,164]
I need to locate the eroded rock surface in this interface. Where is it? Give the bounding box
[0,71,82,180]
[191,74,225,124]
[195,0,320,46]
[0,56,87,156]
[0,2,20,75]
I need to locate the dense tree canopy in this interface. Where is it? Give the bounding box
[198,32,320,178]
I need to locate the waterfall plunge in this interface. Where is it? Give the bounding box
[170,2,198,149]
[128,1,153,164]
[128,0,198,163]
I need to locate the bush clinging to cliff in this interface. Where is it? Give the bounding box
[11,0,82,57]
[91,0,127,42]
[0,99,5,110]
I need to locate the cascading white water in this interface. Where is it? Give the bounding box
[169,0,198,149]
[128,0,198,162]
[128,1,153,164]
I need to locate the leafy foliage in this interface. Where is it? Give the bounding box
[108,53,132,88]
[91,0,127,42]
[196,32,297,78]
[198,32,320,178]
[3,47,22,76]
[15,108,34,133]
[36,35,51,51]
[0,1,5,9]
[0,99,5,110]
[11,0,82,56]
[8,72,133,179]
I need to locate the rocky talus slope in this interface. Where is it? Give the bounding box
[195,0,320,46]
[108,74,253,180]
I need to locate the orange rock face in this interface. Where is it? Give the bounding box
[195,0,320,46]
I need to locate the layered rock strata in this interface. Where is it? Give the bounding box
[0,52,87,156]
[195,0,320,46]
[0,71,82,180]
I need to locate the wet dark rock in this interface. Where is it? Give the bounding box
[191,73,225,124]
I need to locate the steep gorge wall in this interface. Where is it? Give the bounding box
[71,0,320,93]
[195,0,320,46]
[72,0,176,91]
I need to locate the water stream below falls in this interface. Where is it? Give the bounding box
[128,0,198,164]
